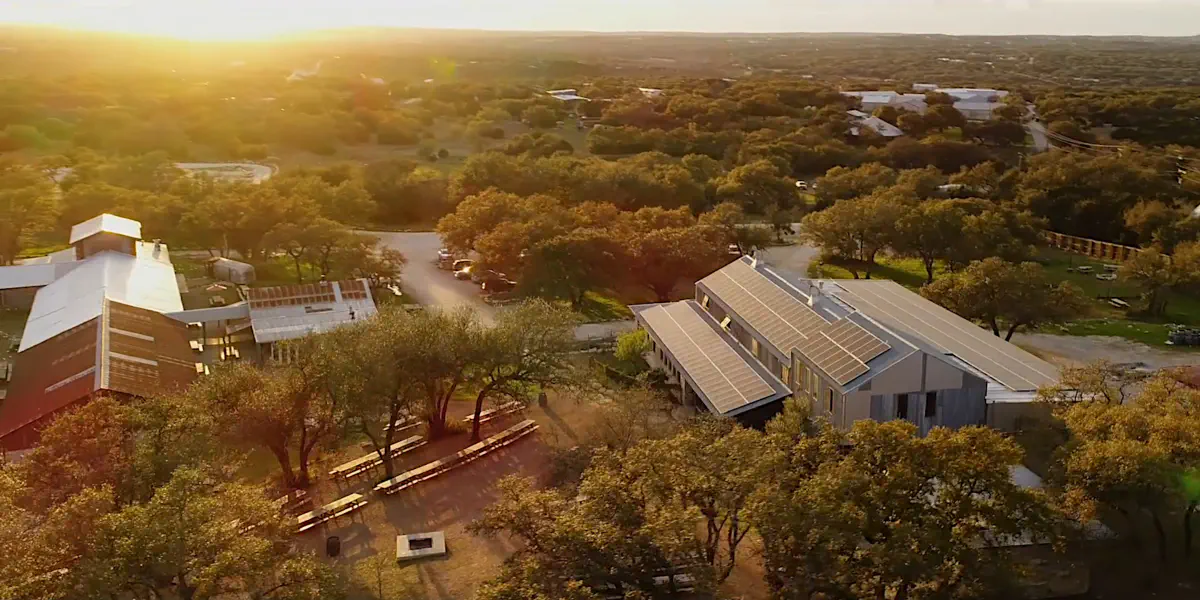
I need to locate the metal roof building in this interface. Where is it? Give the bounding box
[634,257,1059,432]
[0,214,194,450]
[247,279,377,345]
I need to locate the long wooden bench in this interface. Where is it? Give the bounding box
[329,435,425,482]
[296,493,368,534]
[462,401,524,426]
[375,420,539,495]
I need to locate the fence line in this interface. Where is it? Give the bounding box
[1042,231,1141,262]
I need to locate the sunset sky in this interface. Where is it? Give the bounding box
[2,0,1198,39]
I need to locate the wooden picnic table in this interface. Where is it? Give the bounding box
[189,340,204,352]
[463,401,523,424]
[375,419,539,495]
[296,493,367,533]
[329,435,424,481]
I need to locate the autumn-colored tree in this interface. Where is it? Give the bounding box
[800,190,907,279]
[893,199,968,284]
[1048,373,1200,560]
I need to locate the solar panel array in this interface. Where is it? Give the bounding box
[248,282,336,309]
[824,319,890,363]
[833,280,1060,391]
[699,260,828,355]
[642,302,777,415]
[796,319,892,386]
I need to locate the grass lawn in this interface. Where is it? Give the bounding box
[808,255,942,289]
[573,291,634,323]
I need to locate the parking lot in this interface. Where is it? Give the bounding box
[365,231,497,324]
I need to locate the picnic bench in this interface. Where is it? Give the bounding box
[273,489,312,515]
[194,363,211,376]
[296,493,368,534]
[1095,273,1117,281]
[189,339,204,352]
[220,346,240,361]
[1109,298,1130,309]
[462,401,524,426]
[375,420,540,495]
[328,435,425,482]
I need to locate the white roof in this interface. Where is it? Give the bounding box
[855,116,904,138]
[0,263,79,291]
[249,280,377,344]
[19,250,182,352]
[17,247,77,265]
[69,214,142,245]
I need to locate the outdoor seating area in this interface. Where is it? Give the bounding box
[296,493,369,534]
[273,489,312,515]
[374,420,540,495]
[328,435,426,482]
[462,401,524,427]
[220,346,240,361]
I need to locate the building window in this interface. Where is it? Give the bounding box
[751,339,760,358]
[782,365,791,385]
[827,389,834,415]
[701,294,710,309]
[925,392,937,418]
[897,394,910,420]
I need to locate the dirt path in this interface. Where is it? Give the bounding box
[1013,332,1200,370]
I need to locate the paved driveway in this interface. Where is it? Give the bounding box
[364,231,496,324]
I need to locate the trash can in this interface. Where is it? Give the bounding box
[326,536,341,558]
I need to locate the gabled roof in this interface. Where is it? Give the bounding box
[697,257,829,357]
[19,251,183,352]
[633,301,790,417]
[829,279,1059,392]
[69,214,142,245]
[0,300,196,444]
[247,279,377,344]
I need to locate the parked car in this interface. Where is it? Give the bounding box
[454,266,473,280]
[795,180,808,190]
[436,248,454,269]
[728,243,742,256]
[480,271,517,293]
[453,259,473,271]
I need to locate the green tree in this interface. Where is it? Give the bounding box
[519,229,623,306]
[714,159,796,213]
[800,191,907,279]
[752,420,1056,600]
[922,258,1087,340]
[188,357,342,489]
[468,300,577,441]
[627,225,726,302]
[0,161,57,265]
[893,199,967,284]
[1119,242,1200,316]
[522,105,559,129]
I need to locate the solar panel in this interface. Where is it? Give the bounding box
[796,330,870,385]
[822,318,890,363]
[699,260,828,356]
[641,302,778,415]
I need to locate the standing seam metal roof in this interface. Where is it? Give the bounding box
[831,280,1059,392]
[697,258,829,356]
[635,301,789,416]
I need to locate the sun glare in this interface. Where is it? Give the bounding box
[4,1,343,42]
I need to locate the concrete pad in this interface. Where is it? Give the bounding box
[396,531,446,562]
